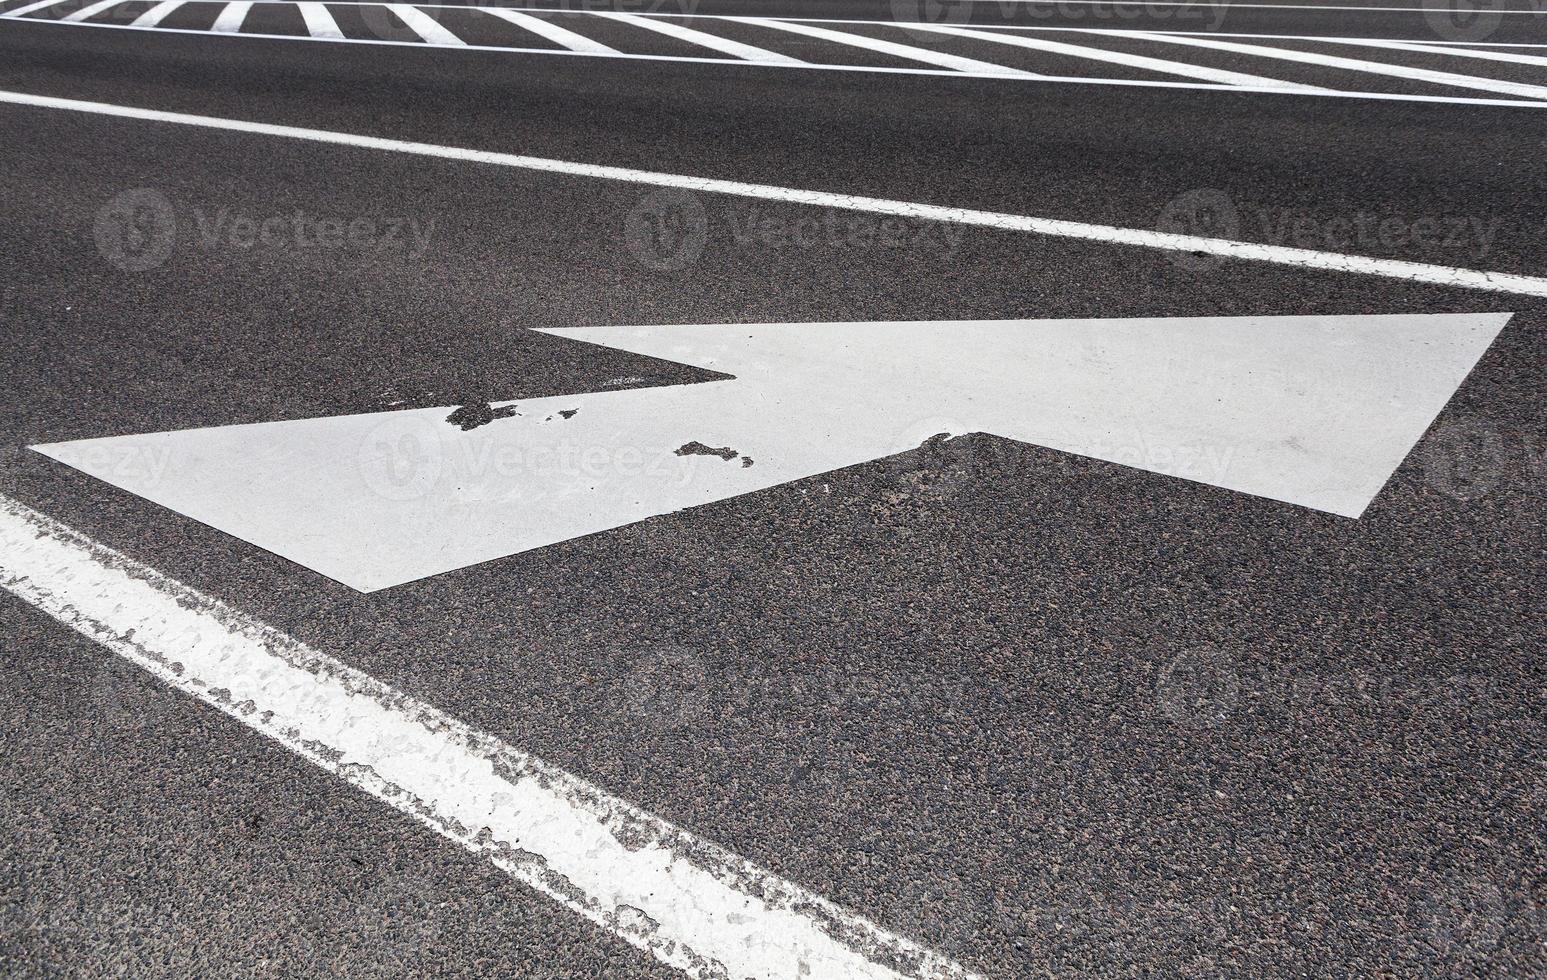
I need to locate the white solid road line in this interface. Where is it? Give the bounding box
[385,2,461,45]
[295,0,341,39]
[209,0,250,32]
[480,7,616,55]
[905,0,1547,9]
[3,87,1546,297]
[129,0,183,27]
[586,11,802,64]
[20,18,1547,109]
[1,0,70,17]
[1122,30,1547,100]
[0,494,977,980]
[900,22,1319,88]
[61,0,123,22]
[734,17,1039,76]
[1318,36,1547,68]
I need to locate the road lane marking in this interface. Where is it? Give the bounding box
[296,0,341,39]
[12,16,1547,109]
[1,0,70,16]
[36,314,1511,591]
[0,493,979,980]
[899,21,1320,88]
[731,17,1040,75]
[3,87,1546,296]
[1121,30,1547,100]
[61,0,123,22]
[585,11,802,64]
[480,7,615,54]
[1316,36,1547,67]
[385,1,460,44]
[209,0,250,32]
[130,0,183,27]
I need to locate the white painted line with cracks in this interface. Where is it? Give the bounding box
[0,492,978,980]
[2,87,1545,295]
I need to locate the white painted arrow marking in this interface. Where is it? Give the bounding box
[33,314,1508,592]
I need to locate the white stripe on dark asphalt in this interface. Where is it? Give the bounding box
[61,0,124,22]
[130,0,183,27]
[2,87,1545,295]
[209,0,251,33]
[296,0,342,40]
[385,1,461,45]
[587,11,801,64]
[1,0,71,16]
[481,7,617,55]
[0,493,979,980]
[731,17,1040,76]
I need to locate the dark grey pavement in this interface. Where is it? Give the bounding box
[1,3,1544,978]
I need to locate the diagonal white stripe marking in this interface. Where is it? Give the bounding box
[481,8,615,54]
[1,0,71,16]
[901,22,1321,89]
[295,1,341,39]
[129,0,182,27]
[1315,36,1547,68]
[735,17,1038,75]
[0,494,977,980]
[385,2,460,45]
[61,0,122,22]
[1,88,1545,297]
[586,11,801,64]
[1121,31,1547,101]
[209,0,250,32]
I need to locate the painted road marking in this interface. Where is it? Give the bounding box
[587,11,802,65]
[6,88,1547,293]
[1,0,70,16]
[61,0,124,22]
[385,1,461,45]
[10,15,1547,108]
[899,21,1320,88]
[1122,30,1547,100]
[731,17,1041,76]
[481,7,616,55]
[296,0,342,39]
[0,494,976,980]
[1317,36,1547,68]
[130,0,184,27]
[210,0,251,32]
[35,314,1509,591]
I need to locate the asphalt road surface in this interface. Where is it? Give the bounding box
[1,0,1544,978]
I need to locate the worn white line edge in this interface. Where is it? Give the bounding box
[9,17,1547,109]
[0,492,978,980]
[4,87,1546,296]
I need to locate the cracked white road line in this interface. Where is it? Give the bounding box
[0,492,978,980]
[1,88,1545,296]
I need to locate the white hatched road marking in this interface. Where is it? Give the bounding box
[0,494,978,980]
[385,1,460,44]
[587,11,802,65]
[7,7,1547,108]
[209,0,250,32]
[732,16,1039,76]
[61,0,123,22]
[481,7,615,54]
[1121,30,1547,100]
[900,21,1321,88]
[130,0,183,27]
[1,0,70,17]
[296,0,341,39]
[3,87,1547,296]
